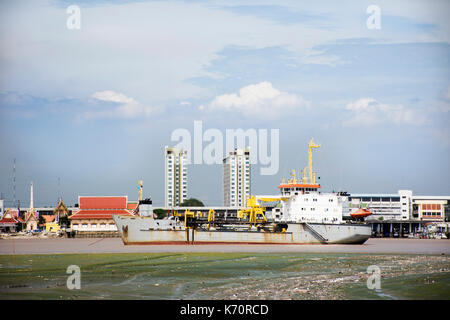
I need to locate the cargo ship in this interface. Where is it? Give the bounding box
[113,139,372,245]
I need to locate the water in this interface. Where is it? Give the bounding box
[0,252,448,299]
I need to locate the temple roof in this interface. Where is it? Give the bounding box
[0,209,22,225]
[69,210,132,220]
[70,196,133,220]
[79,196,127,209]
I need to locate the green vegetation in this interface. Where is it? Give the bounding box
[153,208,168,219]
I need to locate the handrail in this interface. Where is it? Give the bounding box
[304,223,328,243]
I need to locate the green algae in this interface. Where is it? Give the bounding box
[0,253,448,300]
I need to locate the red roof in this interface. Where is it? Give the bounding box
[70,196,134,220]
[127,202,138,210]
[0,217,19,225]
[0,210,21,225]
[69,210,132,220]
[79,196,127,210]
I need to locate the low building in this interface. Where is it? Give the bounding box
[69,196,134,235]
[0,209,24,232]
[349,190,449,223]
[412,196,450,222]
[349,190,449,237]
[46,222,61,233]
[348,190,413,221]
[40,215,61,232]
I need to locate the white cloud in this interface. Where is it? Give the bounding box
[199,81,309,118]
[446,85,450,100]
[84,90,160,119]
[343,98,425,127]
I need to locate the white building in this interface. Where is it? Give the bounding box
[223,148,251,207]
[165,146,188,207]
[349,190,449,222]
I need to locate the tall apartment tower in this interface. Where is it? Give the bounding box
[223,148,251,207]
[165,146,188,208]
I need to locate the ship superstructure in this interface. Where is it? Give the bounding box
[271,138,350,224]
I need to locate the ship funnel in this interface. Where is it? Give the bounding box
[139,197,153,218]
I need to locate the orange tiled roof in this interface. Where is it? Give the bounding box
[79,196,127,210]
[25,211,38,222]
[69,210,132,220]
[127,202,138,210]
[42,215,56,223]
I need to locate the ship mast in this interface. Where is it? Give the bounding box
[308,138,320,185]
[138,180,143,201]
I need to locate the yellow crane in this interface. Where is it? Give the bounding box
[207,209,215,229]
[238,196,267,227]
[238,196,289,228]
[138,180,143,201]
[308,138,320,185]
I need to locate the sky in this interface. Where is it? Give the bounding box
[0,0,449,207]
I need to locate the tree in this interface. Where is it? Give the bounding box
[153,208,168,219]
[180,198,204,207]
[38,214,46,226]
[59,215,70,228]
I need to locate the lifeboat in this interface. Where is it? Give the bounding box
[350,208,372,219]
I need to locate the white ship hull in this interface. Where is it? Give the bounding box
[113,215,371,245]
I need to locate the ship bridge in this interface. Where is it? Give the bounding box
[279,138,321,196]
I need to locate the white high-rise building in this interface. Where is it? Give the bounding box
[165,146,188,207]
[223,148,251,207]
